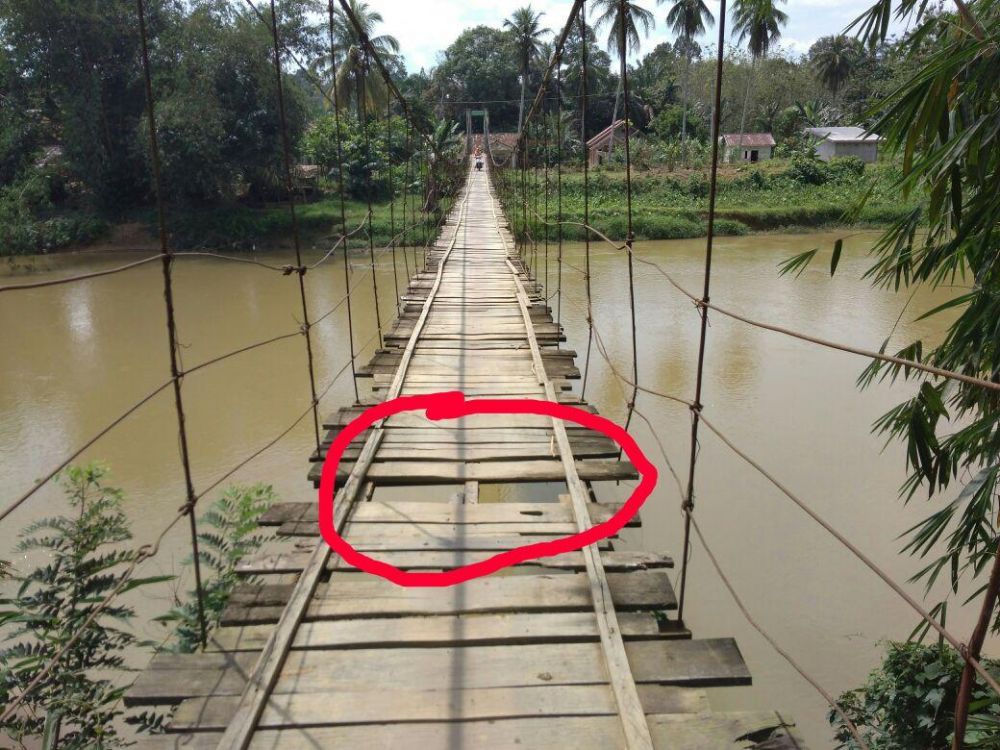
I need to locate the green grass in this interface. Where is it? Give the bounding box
[506,159,915,242]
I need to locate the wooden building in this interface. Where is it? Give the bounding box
[719,133,776,163]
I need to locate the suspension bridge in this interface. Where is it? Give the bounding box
[123,160,801,749]
[5,0,1000,748]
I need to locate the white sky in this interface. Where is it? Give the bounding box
[364,0,907,72]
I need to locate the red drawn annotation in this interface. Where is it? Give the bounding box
[317,391,658,587]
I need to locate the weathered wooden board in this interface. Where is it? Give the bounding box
[308,458,639,485]
[168,684,709,731]
[259,500,639,527]
[236,548,673,575]
[220,571,676,625]
[206,611,687,653]
[126,638,750,706]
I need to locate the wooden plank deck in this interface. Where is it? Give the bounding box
[128,163,807,748]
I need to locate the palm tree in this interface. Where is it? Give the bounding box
[503,6,551,135]
[328,0,400,114]
[591,0,655,158]
[730,0,787,159]
[662,0,714,162]
[810,35,858,101]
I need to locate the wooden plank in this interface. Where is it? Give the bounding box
[236,549,673,575]
[206,611,687,653]
[126,639,750,706]
[220,571,676,625]
[139,712,805,750]
[260,500,638,527]
[307,458,638,485]
[169,684,709,731]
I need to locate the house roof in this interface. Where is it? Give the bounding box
[293,164,321,180]
[719,133,775,147]
[587,120,628,149]
[806,126,881,143]
[488,132,519,151]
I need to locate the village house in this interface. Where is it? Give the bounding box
[719,133,776,163]
[586,120,631,166]
[486,132,519,163]
[805,126,881,163]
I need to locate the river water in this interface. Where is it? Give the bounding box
[0,231,981,746]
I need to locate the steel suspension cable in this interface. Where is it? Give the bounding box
[357,56,384,349]
[401,122,412,282]
[135,0,209,649]
[326,0,359,402]
[387,97,400,315]
[556,65,564,329]
[617,0,639,445]
[579,3,595,400]
[267,0,322,457]
[543,117,550,302]
[676,0,727,625]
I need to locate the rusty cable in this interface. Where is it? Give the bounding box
[135,0,208,648]
[579,2,594,401]
[267,0,322,455]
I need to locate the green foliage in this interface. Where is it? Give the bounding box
[0,169,108,256]
[825,0,1000,640]
[830,642,1000,749]
[301,113,410,201]
[0,464,168,748]
[156,484,276,653]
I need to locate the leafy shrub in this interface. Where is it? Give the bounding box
[0,464,167,748]
[827,156,866,181]
[156,483,276,653]
[830,642,1000,750]
[785,154,829,185]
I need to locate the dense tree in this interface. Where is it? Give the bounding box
[662,0,714,161]
[0,0,157,211]
[433,26,521,130]
[591,0,655,154]
[150,0,312,204]
[503,6,550,134]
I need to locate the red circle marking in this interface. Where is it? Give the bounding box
[317,391,658,587]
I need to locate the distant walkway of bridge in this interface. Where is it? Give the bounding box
[128,163,805,749]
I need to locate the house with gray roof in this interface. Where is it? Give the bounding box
[806,127,882,163]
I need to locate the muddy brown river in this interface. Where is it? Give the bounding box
[0,230,983,746]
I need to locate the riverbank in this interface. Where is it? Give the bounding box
[0,192,450,257]
[1,158,912,257]
[511,158,914,242]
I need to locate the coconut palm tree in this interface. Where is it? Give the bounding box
[730,0,787,159]
[662,0,714,162]
[591,0,655,158]
[503,6,551,135]
[810,34,859,101]
[327,0,400,114]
